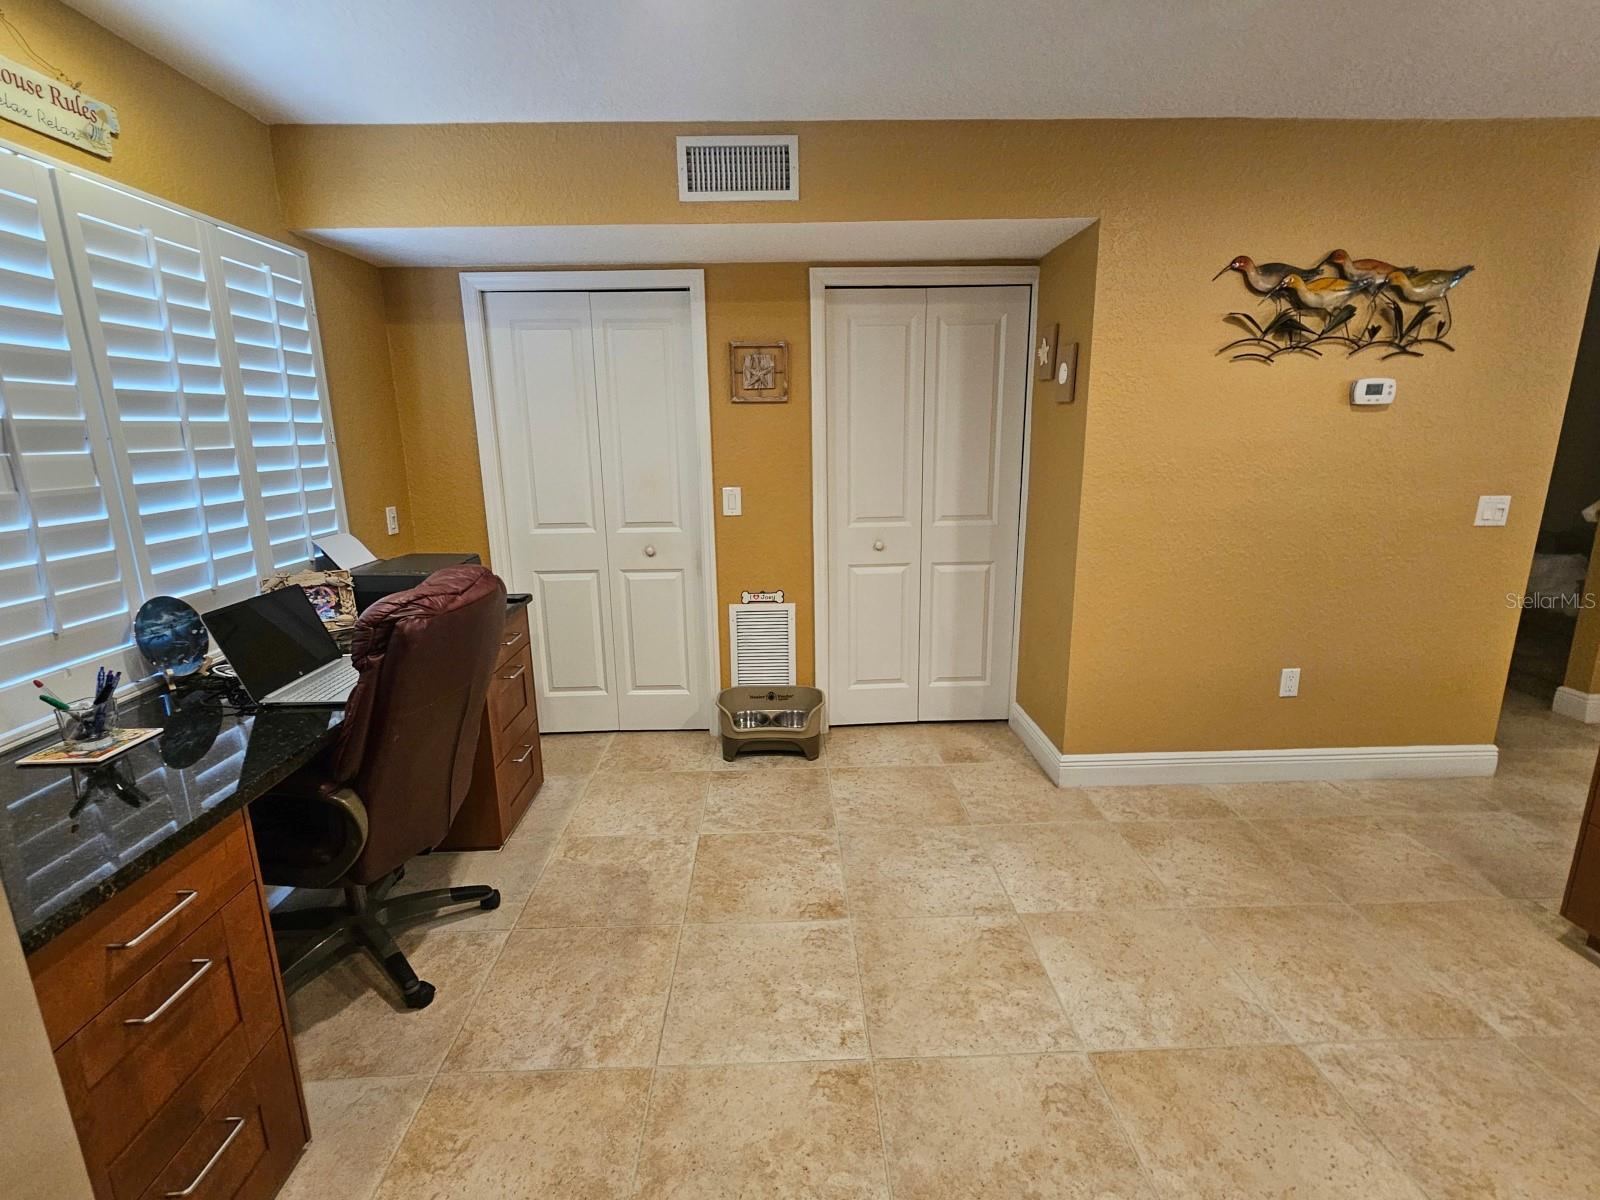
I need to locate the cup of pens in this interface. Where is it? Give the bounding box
[56,696,119,751]
[38,669,121,751]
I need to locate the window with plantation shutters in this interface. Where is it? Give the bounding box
[0,139,347,747]
[56,173,261,608]
[213,228,341,570]
[0,149,143,741]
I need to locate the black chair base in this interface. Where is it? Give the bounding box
[273,871,499,1009]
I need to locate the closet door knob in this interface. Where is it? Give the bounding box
[644,545,657,557]
[872,540,885,551]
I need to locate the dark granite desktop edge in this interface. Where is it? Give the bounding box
[13,591,524,955]
[14,718,340,956]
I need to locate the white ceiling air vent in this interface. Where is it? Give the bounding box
[729,603,797,685]
[677,135,798,202]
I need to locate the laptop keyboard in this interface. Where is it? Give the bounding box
[274,657,360,704]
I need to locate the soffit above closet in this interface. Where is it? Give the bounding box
[299,219,1094,268]
[63,1,1600,122]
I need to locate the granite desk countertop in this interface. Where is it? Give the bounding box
[0,688,341,954]
[2,592,527,955]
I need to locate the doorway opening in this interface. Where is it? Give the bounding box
[1512,248,1600,723]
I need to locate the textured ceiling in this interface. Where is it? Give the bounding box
[63,0,1600,124]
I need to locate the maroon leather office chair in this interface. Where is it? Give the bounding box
[252,564,507,1009]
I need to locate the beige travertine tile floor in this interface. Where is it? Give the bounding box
[281,688,1600,1199]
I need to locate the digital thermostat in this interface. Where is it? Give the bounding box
[1351,377,1396,407]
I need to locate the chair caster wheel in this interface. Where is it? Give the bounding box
[402,979,436,1009]
[480,890,501,911]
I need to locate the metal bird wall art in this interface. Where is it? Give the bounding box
[1212,256,1329,293]
[1216,248,1473,364]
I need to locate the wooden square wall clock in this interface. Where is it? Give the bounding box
[730,341,788,403]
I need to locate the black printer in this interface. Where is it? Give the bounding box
[347,552,482,612]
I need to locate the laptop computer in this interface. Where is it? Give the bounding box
[203,587,360,707]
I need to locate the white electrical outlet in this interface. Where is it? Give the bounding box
[1279,667,1301,698]
[721,486,742,516]
[1474,495,1510,527]
[385,505,399,535]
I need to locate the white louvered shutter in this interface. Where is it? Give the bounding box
[0,150,142,736]
[211,228,341,570]
[55,173,260,606]
[0,145,348,748]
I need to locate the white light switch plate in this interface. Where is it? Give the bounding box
[721,486,742,516]
[1474,495,1511,527]
[1279,667,1300,698]
[384,505,399,535]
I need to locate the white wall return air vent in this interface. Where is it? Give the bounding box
[729,603,797,685]
[677,135,798,202]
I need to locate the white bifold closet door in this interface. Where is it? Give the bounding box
[483,290,708,732]
[826,285,1029,725]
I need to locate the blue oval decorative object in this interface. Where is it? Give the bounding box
[134,595,208,677]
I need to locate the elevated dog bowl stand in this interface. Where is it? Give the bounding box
[717,686,824,762]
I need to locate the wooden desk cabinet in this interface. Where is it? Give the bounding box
[439,602,543,850]
[1560,743,1600,950]
[27,812,308,1200]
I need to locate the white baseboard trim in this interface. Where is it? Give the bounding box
[1553,686,1600,724]
[1008,704,1498,786]
[1007,703,1066,784]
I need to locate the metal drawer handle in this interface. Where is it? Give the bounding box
[501,631,524,648]
[512,745,534,764]
[125,958,213,1026]
[644,545,657,557]
[110,890,199,950]
[872,540,885,551]
[164,1116,246,1197]
[500,665,525,681]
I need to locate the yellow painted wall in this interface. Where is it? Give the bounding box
[303,244,411,552]
[279,119,1600,753]
[1015,224,1098,748]
[1058,127,1597,753]
[379,268,481,555]
[0,0,410,554]
[705,265,815,684]
[0,881,92,1198]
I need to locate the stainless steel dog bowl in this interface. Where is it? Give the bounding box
[717,687,824,761]
[730,709,811,730]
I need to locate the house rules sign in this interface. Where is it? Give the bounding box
[0,53,117,157]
